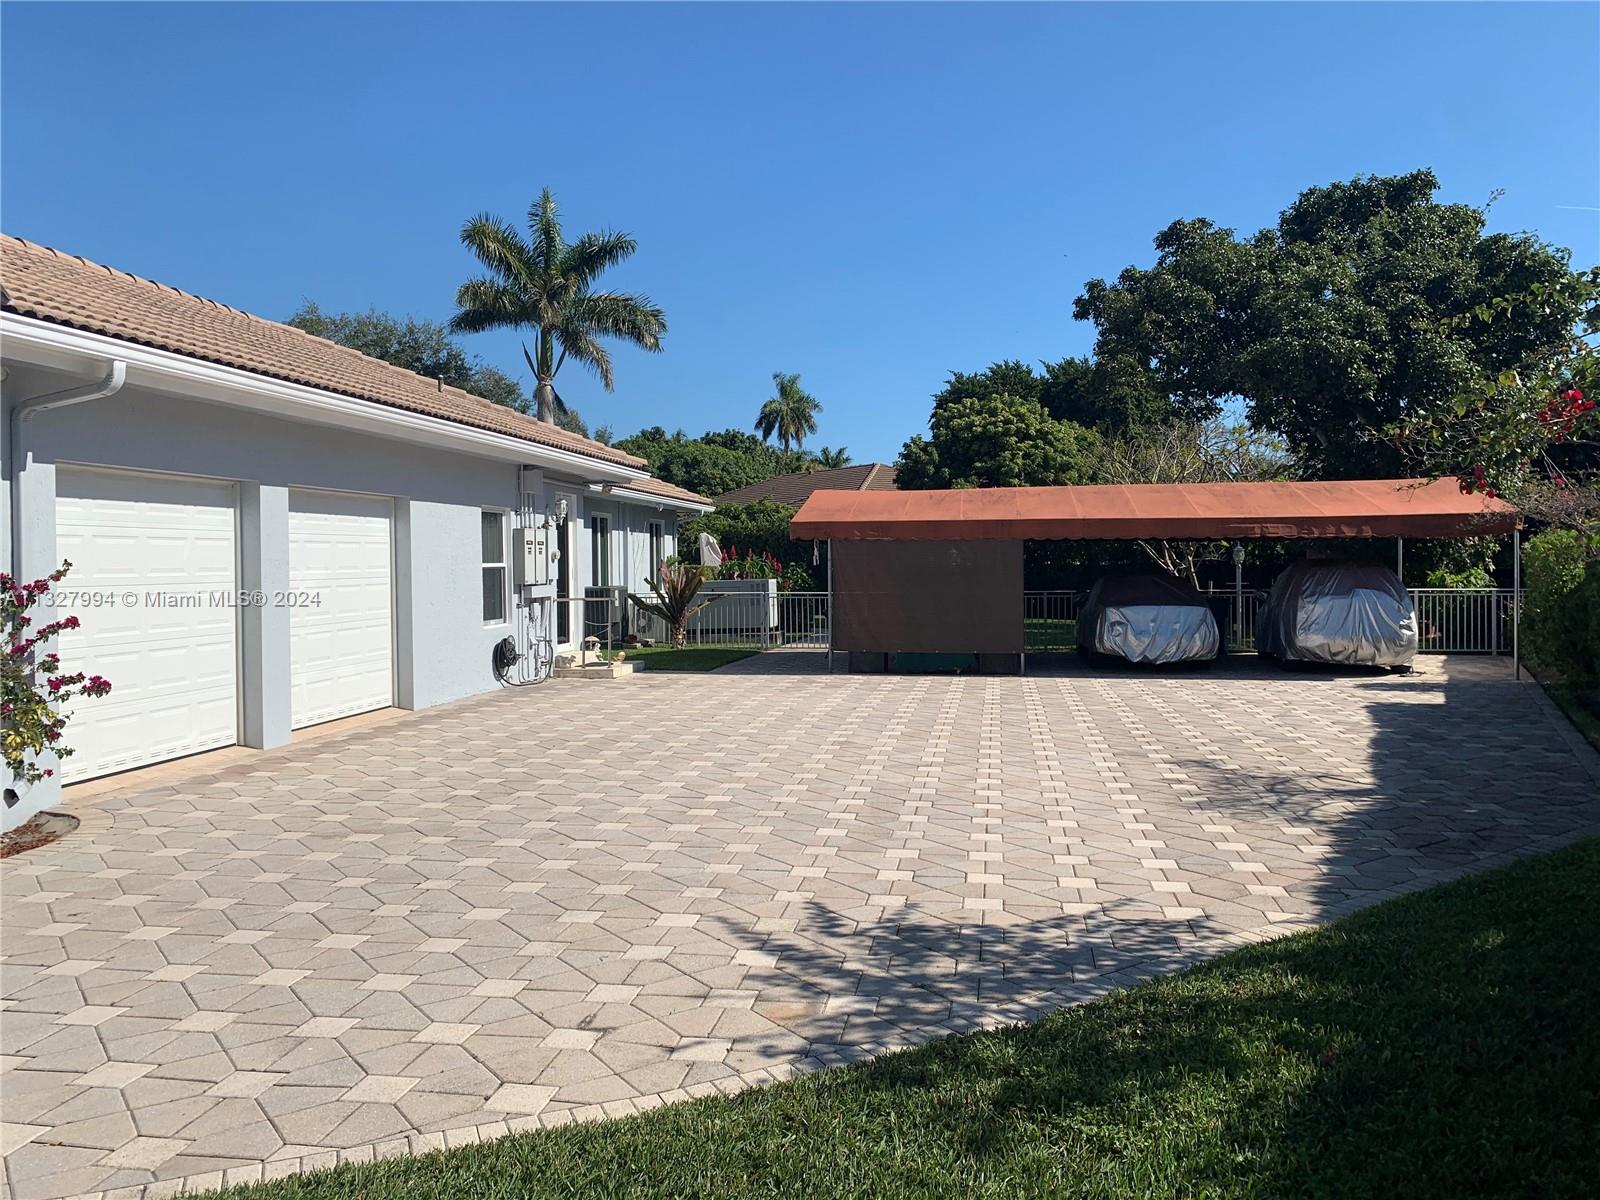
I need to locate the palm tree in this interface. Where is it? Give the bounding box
[450,188,666,424]
[813,446,851,469]
[755,372,821,452]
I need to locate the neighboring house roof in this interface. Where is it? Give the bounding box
[791,478,1521,541]
[0,234,644,470]
[713,463,898,507]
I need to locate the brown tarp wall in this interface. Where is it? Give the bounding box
[832,539,1023,653]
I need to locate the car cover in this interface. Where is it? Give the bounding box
[1076,574,1221,664]
[1256,560,1418,667]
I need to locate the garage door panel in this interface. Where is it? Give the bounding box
[289,490,394,729]
[54,467,239,782]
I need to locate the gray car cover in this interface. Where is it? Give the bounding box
[1076,574,1221,664]
[1256,560,1418,667]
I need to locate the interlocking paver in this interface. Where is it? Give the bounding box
[3,653,1597,1200]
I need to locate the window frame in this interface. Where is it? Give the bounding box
[647,519,666,581]
[481,509,509,626]
[591,513,612,587]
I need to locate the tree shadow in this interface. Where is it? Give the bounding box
[690,661,1600,1194]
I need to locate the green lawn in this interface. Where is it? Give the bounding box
[1545,681,1600,753]
[1025,615,1076,651]
[614,643,759,672]
[209,840,1600,1200]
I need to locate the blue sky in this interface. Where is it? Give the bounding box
[4,2,1596,463]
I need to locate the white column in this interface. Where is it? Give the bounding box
[239,483,292,748]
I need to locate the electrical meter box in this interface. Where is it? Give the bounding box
[514,526,550,588]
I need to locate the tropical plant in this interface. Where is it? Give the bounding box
[813,446,851,469]
[3,562,112,792]
[712,547,784,583]
[755,372,821,451]
[628,561,719,649]
[450,188,667,424]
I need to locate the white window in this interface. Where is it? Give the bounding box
[591,514,611,586]
[482,510,508,623]
[647,520,666,578]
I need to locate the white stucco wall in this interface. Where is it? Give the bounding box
[2,358,690,829]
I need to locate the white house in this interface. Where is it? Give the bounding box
[0,235,710,831]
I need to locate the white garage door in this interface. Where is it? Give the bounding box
[289,490,394,728]
[54,467,239,782]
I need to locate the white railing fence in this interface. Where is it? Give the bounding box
[630,588,831,648]
[1409,588,1519,654]
[1025,587,1521,655]
[576,586,1522,657]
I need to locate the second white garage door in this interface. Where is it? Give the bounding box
[288,490,394,729]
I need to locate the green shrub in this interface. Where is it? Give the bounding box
[1522,530,1597,682]
[1423,565,1495,589]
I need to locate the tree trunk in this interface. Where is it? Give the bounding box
[534,378,558,424]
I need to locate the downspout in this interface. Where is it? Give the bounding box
[8,361,128,577]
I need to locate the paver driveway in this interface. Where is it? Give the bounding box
[4,654,1598,1199]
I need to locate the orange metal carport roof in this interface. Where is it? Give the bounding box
[789,478,1520,541]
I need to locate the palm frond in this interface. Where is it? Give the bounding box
[554,323,615,391]
[562,231,638,291]
[458,214,536,288]
[755,398,783,442]
[529,188,563,276]
[568,292,667,351]
[450,278,529,334]
[757,372,821,450]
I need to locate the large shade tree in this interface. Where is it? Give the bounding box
[897,393,1102,490]
[1074,170,1587,477]
[613,427,814,497]
[755,372,821,451]
[288,302,528,410]
[450,188,666,424]
[929,358,1175,437]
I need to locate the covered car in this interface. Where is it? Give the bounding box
[1255,560,1417,669]
[1076,573,1221,665]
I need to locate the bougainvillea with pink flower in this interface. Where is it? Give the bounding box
[3,561,112,788]
[1389,268,1600,533]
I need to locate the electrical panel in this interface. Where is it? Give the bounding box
[514,526,551,588]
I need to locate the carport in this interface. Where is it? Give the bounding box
[790,478,1524,674]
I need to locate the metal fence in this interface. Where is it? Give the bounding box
[1026,587,1521,655]
[632,588,831,648]
[1410,588,1519,654]
[581,585,1522,657]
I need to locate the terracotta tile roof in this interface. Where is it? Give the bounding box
[792,478,1521,541]
[713,463,898,507]
[616,477,714,507]
[0,234,645,470]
